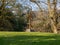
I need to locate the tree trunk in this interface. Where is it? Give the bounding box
[50,19,57,33]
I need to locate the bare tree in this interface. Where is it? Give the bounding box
[47,0,58,33]
[30,0,58,33]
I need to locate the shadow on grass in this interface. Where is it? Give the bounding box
[0,35,60,45]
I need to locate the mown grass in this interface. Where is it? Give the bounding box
[0,32,60,45]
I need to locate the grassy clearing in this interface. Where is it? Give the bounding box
[0,32,60,45]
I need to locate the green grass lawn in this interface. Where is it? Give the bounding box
[0,32,60,45]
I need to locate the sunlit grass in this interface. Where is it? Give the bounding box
[0,32,60,45]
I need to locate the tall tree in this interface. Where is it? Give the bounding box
[30,0,58,33]
[47,0,58,33]
[0,0,16,30]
